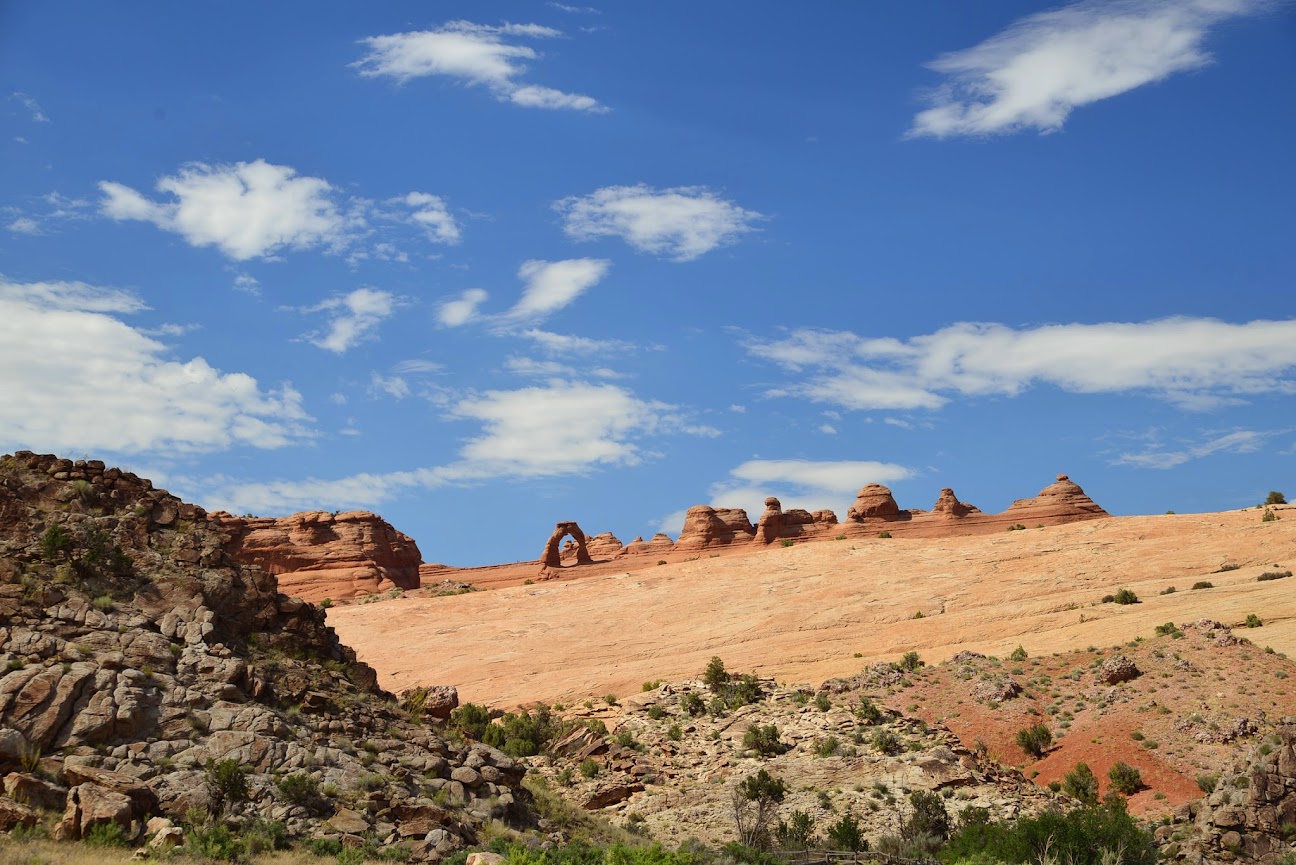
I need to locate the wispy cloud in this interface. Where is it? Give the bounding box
[909,0,1267,138]
[520,328,632,355]
[749,318,1296,411]
[438,259,611,328]
[437,288,489,327]
[556,184,763,261]
[354,20,605,112]
[0,278,311,454]
[300,287,397,353]
[1115,428,1274,469]
[10,92,49,123]
[386,192,461,244]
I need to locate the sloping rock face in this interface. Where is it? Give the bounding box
[674,506,756,552]
[210,510,422,603]
[1166,723,1296,863]
[0,452,527,857]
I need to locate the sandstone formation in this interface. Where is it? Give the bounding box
[847,483,902,521]
[931,487,979,518]
[674,506,756,552]
[0,451,527,857]
[1003,473,1108,522]
[753,498,838,545]
[625,534,674,556]
[541,521,591,569]
[584,532,626,560]
[211,510,422,602]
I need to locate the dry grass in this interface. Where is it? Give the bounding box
[0,839,319,865]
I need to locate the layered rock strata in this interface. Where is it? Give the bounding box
[211,510,422,602]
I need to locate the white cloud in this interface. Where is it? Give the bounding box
[438,288,489,327]
[369,372,410,399]
[0,279,311,454]
[909,0,1266,138]
[7,217,40,235]
[818,424,837,435]
[354,20,605,112]
[750,318,1296,411]
[1115,429,1273,469]
[100,160,353,261]
[393,192,461,244]
[10,92,49,123]
[729,404,747,413]
[520,328,631,355]
[505,356,568,377]
[556,184,763,261]
[700,459,915,529]
[188,379,703,514]
[232,274,261,296]
[503,258,610,322]
[302,288,397,353]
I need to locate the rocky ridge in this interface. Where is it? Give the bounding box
[0,451,529,858]
[210,510,423,603]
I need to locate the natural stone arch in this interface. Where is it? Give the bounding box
[541,521,592,568]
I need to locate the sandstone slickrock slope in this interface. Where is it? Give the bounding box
[0,452,527,857]
[210,510,423,602]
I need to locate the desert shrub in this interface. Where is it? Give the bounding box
[667,724,682,741]
[641,680,662,691]
[586,718,608,735]
[310,838,344,857]
[604,693,618,706]
[903,790,950,843]
[878,531,892,539]
[743,724,786,757]
[727,674,763,707]
[1191,581,1214,590]
[482,706,565,757]
[1246,613,1263,628]
[84,821,128,847]
[813,735,839,758]
[451,703,492,739]
[827,812,866,851]
[703,656,729,692]
[1009,645,1028,662]
[1063,762,1100,805]
[205,758,249,809]
[679,692,705,716]
[1196,774,1219,794]
[40,525,72,560]
[1101,594,1116,603]
[1015,723,1052,758]
[872,729,901,755]
[1159,586,1176,595]
[656,560,667,566]
[1108,762,1143,795]
[814,693,831,712]
[187,823,244,861]
[733,769,787,850]
[775,810,817,850]
[578,759,599,778]
[1266,491,1287,505]
[1216,563,1241,572]
[1262,508,1279,522]
[942,798,1156,865]
[779,539,795,548]
[899,650,923,672]
[647,704,666,720]
[1259,570,1292,581]
[1112,588,1139,605]
[855,695,882,724]
[1155,622,1182,637]
[276,771,320,805]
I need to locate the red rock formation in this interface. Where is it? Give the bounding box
[754,498,837,544]
[1003,474,1107,522]
[585,532,626,559]
[625,533,674,556]
[847,484,902,521]
[675,506,756,552]
[542,521,591,569]
[211,510,421,602]
[931,488,979,518]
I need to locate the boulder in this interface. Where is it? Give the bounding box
[675,506,756,551]
[847,484,902,521]
[931,488,979,518]
[1094,656,1140,685]
[1002,474,1108,523]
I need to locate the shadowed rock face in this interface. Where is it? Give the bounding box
[210,510,422,602]
[931,488,979,518]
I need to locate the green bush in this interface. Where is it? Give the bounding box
[84,821,128,847]
[812,735,839,758]
[872,729,901,755]
[1062,762,1100,805]
[276,771,320,805]
[667,723,682,741]
[1259,570,1292,581]
[204,758,249,809]
[775,810,817,850]
[1191,581,1214,590]
[903,790,950,842]
[1262,508,1279,522]
[855,695,882,724]
[942,799,1157,865]
[779,539,795,548]
[679,692,705,716]
[481,706,565,757]
[578,758,599,778]
[899,650,922,672]
[813,693,831,712]
[1112,588,1139,605]
[1195,774,1218,794]
[1108,762,1142,795]
[1246,613,1263,628]
[187,823,244,861]
[450,702,492,739]
[703,656,729,692]
[1015,723,1052,759]
[40,525,72,560]
[1009,645,1028,662]
[743,724,786,756]
[827,812,866,851]
[1265,491,1287,505]
[878,531,892,539]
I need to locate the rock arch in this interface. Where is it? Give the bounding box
[541,521,592,568]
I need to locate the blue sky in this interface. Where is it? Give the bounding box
[2,1,1294,566]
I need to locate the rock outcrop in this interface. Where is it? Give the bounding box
[931,488,979,518]
[1166,722,1296,863]
[211,510,422,602]
[753,498,837,545]
[0,451,528,857]
[847,484,903,521]
[1002,474,1107,523]
[625,534,674,556]
[674,506,756,552]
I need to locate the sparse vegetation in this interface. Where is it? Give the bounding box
[1262,507,1279,522]
[1191,581,1214,590]
[1246,613,1263,628]
[1015,722,1052,758]
[878,531,892,539]
[1112,588,1139,605]
[1108,761,1143,795]
[1062,762,1100,805]
[1009,645,1028,662]
[732,768,787,850]
[1265,490,1287,505]
[1259,570,1292,581]
[742,723,786,757]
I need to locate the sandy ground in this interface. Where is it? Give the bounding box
[330,505,1296,708]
